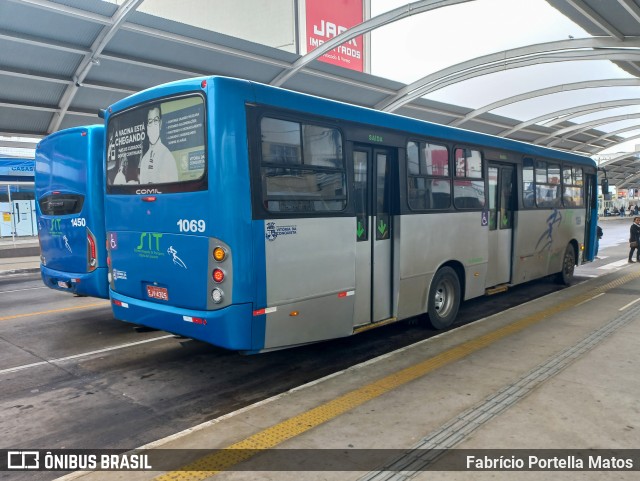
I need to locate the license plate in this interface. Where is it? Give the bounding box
[57,281,70,288]
[146,285,169,301]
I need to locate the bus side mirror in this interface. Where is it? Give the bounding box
[601,179,609,194]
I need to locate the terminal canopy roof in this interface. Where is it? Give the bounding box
[1,0,640,186]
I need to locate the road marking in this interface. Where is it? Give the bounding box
[575,292,605,306]
[0,302,108,322]
[0,286,48,294]
[619,297,640,311]
[0,335,175,376]
[597,258,632,270]
[151,270,640,481]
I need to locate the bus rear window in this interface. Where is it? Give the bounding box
[106,94,206,193]
[39,193,84,215]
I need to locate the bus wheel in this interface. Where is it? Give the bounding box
[428,266,461,329]
[556,244,576,285]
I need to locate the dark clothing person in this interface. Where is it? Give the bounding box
[595,225,603,257]
[629,218,640,263]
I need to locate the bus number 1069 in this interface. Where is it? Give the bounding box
[177,219,206,233]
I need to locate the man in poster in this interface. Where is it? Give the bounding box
[139,106,179,184]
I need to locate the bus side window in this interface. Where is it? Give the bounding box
[562,166,583,207]
[535,160,561,207]
[522,158,535,208]
[406,141,451,211]
[453,148,485,210]
[260,116,346,214]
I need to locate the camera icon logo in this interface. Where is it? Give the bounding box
[7,451,39,469]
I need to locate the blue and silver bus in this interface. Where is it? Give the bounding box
[35,125,108,299]
[104,76,597,353]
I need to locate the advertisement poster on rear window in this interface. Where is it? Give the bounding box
[106,95,205,191]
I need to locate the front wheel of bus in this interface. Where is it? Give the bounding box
[428,267,461,330]
[556,244,576,286]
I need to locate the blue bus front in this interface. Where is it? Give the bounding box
[105,78,259,350]
[35,125,108,298]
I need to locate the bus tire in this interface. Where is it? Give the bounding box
[427,266,461,329]
[556,244,576,285]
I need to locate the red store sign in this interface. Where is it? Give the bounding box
[305,0,364,72]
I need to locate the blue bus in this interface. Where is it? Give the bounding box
[104,76,597,353]
[35,125,109,299]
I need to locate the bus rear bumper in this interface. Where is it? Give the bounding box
[40,265,109,299]
[109,289,255,351]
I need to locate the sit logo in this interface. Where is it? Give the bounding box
[135,232,164,259]
[50,218,62,236]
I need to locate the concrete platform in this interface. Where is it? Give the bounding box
[0,236,40,274]
[53,257,640,481]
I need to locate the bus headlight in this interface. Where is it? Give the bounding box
[211,288,224,304]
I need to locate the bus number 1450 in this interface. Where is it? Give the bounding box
[177,219,206,233]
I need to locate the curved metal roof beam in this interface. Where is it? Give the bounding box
[582,125,640,152]
[450,78,640,128]
[47,0,144,133]
[540,112,640,147]
[594,133,640,154]
[500,98,640,137]
[545,100,640,127]
[375,37,640,112]
[618,166,640,188]
[270,0,475,87]
[600,151,640,167]
[388,51,640,113]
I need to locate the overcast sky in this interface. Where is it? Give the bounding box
[370,0,640,154]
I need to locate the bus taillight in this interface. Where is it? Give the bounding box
[213,247,226,262]
[87,229,98,271]
[212,268,224,283]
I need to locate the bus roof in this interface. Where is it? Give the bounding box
[107,75,595,168]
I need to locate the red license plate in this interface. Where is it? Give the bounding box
[146,285,169,301]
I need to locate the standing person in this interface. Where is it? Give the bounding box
[620,205,626,217]
[139,106,179,184]
[629,217,640,263]
[595,225,603,258]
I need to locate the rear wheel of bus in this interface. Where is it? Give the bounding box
[428,266,461,329]
[556,244,576,286]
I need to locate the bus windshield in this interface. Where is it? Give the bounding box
[106,93,207,193]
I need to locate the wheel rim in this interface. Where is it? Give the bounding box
[433,277,455,318]
[564,250,575,277]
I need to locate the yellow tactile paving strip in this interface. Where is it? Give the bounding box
[153,270,640,481]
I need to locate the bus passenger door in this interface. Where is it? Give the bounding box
[486,164,515,287]
[353,145,394,325]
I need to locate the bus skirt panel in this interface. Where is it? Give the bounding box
[109,289,255,351]
[40,265,109,299]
